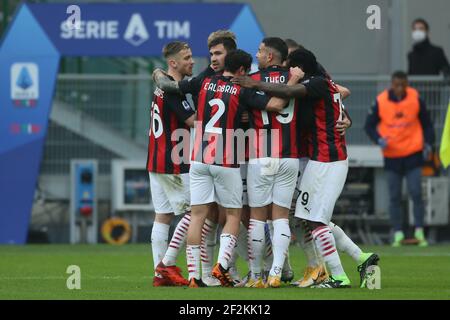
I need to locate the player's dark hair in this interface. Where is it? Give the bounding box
[208,37,237,52]
[262,37,288,62]
[287,48,319,75]
[285,42,329,78]
[162,41,190,58]
[224,49,252,73]
[412,18,429,31]
[284,38,305,51]
[391,70,408,81]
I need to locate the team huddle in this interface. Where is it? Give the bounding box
[147,30,379,289]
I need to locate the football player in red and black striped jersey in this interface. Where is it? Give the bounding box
[285,40,379,289]
[152,33,237,106]
[185,49,302,287]
[154,33,246,287]
[245,37,298,288]
[154,33,252,287]
[232,47,353,288]
[147,41,196,287]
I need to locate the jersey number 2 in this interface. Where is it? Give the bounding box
[205,98,225,134]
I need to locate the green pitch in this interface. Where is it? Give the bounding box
[1,244,449,300]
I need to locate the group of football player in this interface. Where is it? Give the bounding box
[147,30,379,289]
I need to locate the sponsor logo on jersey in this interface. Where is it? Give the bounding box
[182,100,192,111]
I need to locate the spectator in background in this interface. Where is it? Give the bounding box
[408,18,447,153]
[408,18,450,76]
[365,71,435,247]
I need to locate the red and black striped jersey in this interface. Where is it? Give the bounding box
[179,66,217,108]
[300,76,347,162]
[191,75,269,167]
[147,77,195,174]
[298,126,311,158]
[249,66,299,159]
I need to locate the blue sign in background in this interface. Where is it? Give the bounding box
[28,3,264,57]
[0,5,60,244]
[0,3,264,244]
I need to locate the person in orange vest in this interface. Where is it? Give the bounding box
[365,71,435,247]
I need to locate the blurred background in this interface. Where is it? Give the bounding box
[1,0,449,245]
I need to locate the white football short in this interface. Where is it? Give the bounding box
[247,157,299,209]
[149,172,190,215]
[190,162,243,208]
[295,158,348,224]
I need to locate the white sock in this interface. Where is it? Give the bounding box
[162,213,191,266]
[312,226,346,277]
[270,219,291,277]
[248,219,265,278]
[186,245,201,280]
[299,221,319,267]
[329,222,362,263]
[263,221,273,272]
[201,219,218,276]
[218,234,237,270]
[151,222,170,271]
[236,222,249,262]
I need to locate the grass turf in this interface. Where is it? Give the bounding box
[0,244,449,300]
